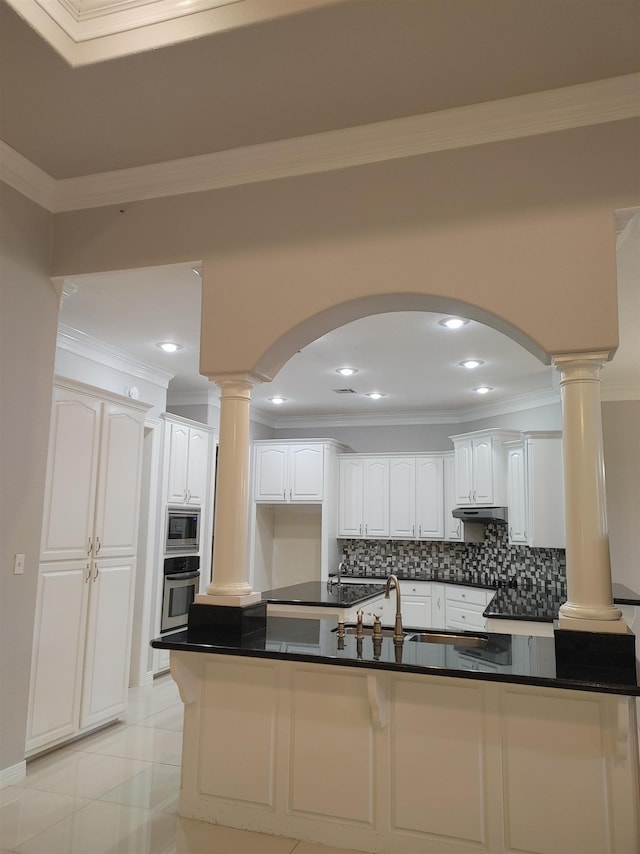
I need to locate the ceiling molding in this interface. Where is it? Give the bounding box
[2,74,637,214]
[57,323,176,388]
[600,384,640,402]
[4,0,336,66]
[0,141,56,212]
[251,387,561,429]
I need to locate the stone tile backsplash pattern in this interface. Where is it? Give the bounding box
[339,524,566,594]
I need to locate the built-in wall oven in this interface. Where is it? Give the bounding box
[165,507,200,553]
[161,555,200,634]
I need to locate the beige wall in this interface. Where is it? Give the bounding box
[51,121,640,381]
[602,401,640,591]
[0,184,58,774]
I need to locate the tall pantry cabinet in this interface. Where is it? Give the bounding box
[26,378,149,755]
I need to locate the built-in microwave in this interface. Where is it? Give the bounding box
[165,507,200,553]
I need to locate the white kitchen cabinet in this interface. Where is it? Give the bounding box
[80,557,136,729]
[443,454,484,543]
[165,419,210,505]
[27,379,148,755]
[399,582,432,628]
[389,456,444,539]
[25,560,89,752]
[450,429,519,507]
[254,442,324,503]
[337,456,389,538]
[445,585,490,632]
[506,432,565,548]
[506,442,527,544]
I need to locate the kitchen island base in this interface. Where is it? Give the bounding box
[169,651,640,854]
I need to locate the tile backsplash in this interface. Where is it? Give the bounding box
[339,524,566,594]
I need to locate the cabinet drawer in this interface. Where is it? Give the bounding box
[445,586,487,607]
[446,603,486,631]
[400,582,431,596]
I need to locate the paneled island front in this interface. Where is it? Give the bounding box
[153,611,640,854]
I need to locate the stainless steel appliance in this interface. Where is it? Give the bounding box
[161,555,200,633]
[165,507,200,553]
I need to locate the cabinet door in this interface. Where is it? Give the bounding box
[290,445,324,501]
[185,427,209,505]
[443,455,462,541]
[40,390,101,562]
[453,439,474,505]
[402,597,432,629]
[254,445,288,502]
[338,459,364,537]
[472,437,494,504]
[389,458,416,538]
[80,558,135,729]
[94,403,145,558]
[166,423,189,504]
[26,561,89,752]
[507,444,527,544]
[363,458,389,538]
[415,456,444,539]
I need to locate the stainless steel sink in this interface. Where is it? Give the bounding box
[406,632,488,648]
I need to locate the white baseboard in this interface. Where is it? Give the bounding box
[131,670,154,688]
[0,760,26,788]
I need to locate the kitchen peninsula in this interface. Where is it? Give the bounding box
[153,611,640,854]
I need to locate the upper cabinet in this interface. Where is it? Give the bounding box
[254,442,325,503]
[449,429,520,507]
[338,454,445,540]
[388,456,444,540]
[40,384,147,562]
[507,432,565,548]
[338,456,389,537]
[165,420,210,505]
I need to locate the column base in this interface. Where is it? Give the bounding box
[196,591,262,607]
[554,627,637,685]
[188,601,267,639]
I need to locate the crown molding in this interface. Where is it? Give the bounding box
[4,0,335,66]
[2,74,637,214]
[251,388,561,429]
[57,323,176,388]
[600,383,640,402]
[0,142,56,212]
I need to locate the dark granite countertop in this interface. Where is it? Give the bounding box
[262,581,384,608]
[336,574,640,622]
[152,615,640,697]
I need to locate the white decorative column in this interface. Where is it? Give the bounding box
[196,376,261,607]
[552,353,624,632]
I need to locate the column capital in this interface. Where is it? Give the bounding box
[210,374,260,398]
[209,371,269,389]
[551,351,610,376]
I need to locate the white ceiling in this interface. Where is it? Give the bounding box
[58,209,639,422]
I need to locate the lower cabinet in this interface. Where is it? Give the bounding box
[26,557,135,754]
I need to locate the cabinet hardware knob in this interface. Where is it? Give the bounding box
[95,537,101,555]
[365,524,368,536]
[93,564,99,582]
[85,562,91,583]
[412,525,415,537]
[87,537,92,555]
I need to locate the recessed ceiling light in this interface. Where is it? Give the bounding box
[366,392,385,400]
[269,396,287,405]
[156,342,182,352]
[473,386,493,395]
[459,359,484,369]
[439,317,469,329]
[336,367,358,376]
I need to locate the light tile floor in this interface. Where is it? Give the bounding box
[1,675,365,854]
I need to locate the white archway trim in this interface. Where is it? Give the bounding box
[252,293,550,384]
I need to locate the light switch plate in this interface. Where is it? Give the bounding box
[14,553,25,574]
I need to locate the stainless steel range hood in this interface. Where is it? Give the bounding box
[452,506,508,525]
